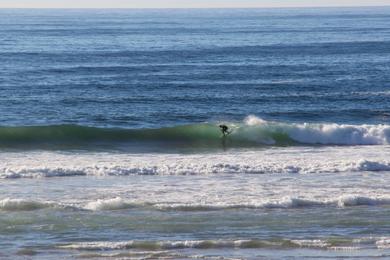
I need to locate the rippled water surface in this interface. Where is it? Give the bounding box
[1,7,390,259]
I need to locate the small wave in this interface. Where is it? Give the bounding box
[152,199,327,211]
[77,251,186,259]
[82,197,331,211]
[57,239,304,250]
[290,239,330,248]
[84,197,139,211]
[2,195,390,212]
[149,195,390,211]
[0,168,87,179]
[1,116,390,150]
[57,237,390,251]
[338,195,390,207]
[0,198,51,211]
[355,160,390,172]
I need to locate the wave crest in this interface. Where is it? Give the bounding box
[0,198,50,211]
[57,237,390,251]
[2,195,390,212]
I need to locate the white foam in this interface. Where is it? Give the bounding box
[57,239,285,250]
[155,195,390,211]
[355,160,390,172]
[84,197,134,211]
[243,115,390,145]
[0,198,50,211]
[2,158,390,179]
[2,194,390,212]
[244,115,267,126]
[263,197,328,208]
[376,238,390,249]
[290,239,330,248]
[60,238,369,251]
[1,147,389,216]
[81,192,390,212]
[1,143,390,180]
[338,195,390,207]
[0,168,87,179]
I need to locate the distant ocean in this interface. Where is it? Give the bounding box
[1,7,390,259]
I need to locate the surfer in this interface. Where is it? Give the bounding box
[219,124,230,137]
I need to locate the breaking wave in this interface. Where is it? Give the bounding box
[57,237,390,251]
[0,198,51,211]
[2,159,390,179]
[83,195,390,211]
[2,195,390,212]
[1,116,390,150]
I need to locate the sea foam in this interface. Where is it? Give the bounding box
[2,158,390,179]
[243,115,390,145]
[56,237,390,251]
[2,195,390,212]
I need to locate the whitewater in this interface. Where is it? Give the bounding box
[1,135,390,258]
[3,139,390,178]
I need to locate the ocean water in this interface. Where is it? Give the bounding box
[1,7,390,259]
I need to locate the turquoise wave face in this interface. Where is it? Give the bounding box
[0,124,251,150]
[0,121,293,150]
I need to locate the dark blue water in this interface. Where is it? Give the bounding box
[2,7,390,129]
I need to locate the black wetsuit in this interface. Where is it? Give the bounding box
[219,125,229,136]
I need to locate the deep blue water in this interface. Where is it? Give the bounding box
[1,7,390,129]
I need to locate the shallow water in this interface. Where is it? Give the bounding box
[1,173,390,259]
